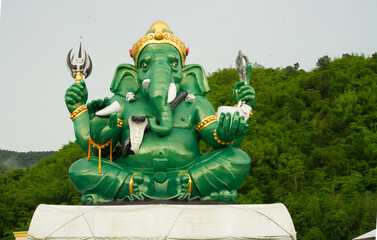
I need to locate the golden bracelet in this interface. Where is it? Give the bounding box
[70,105,87,121]
[213,130,234,145]
[129,173,141,195]
[195,115,217,132]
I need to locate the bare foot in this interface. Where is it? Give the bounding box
[202,190,237,202]
[130,174,154,199]
[81,193,109,204]
[167,174,191,200]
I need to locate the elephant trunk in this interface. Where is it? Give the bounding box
[148,64,175,137]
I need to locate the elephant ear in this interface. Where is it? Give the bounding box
[110,64,138,97]
[181,64,211,96]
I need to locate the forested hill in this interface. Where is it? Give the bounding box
[0,149,55,175]
[202,53,377,239]
[1,54,377,240]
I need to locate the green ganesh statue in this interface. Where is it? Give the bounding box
[64,21,256,204]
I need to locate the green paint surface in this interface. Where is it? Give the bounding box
[65,44,255,204]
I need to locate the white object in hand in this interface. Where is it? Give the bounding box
[237,101,252,121]
[95,101,121,116]
[217,101,252,126]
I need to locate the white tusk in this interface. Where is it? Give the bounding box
[129,117,148,152]
[95,101,121,116]
[142,79,150,90]
[167,83,177,103]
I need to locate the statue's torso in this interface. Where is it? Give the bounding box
[115,96,202,171]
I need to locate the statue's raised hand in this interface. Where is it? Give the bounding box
[87,97,111,120]
[87,97,121,146]
[233,82,255,108]
[65,80,88,113]
[216,111,249,144]
[89,111,119,145]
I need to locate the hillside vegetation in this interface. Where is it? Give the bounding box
[1,54,377,240]
[0,150,54,175]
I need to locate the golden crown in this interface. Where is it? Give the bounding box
[130,21,189,66]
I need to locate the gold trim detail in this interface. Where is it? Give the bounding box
[75,72,83,83]
[195,115,217,132]
[70,105,88,121]
[249,110,253,118]
[130,21,187,66]
[117,118,123,128]
[13,231,28,237]
[178,173,192,194]
[87,136,113,174]
[214,130,234,145]
[129,173,141,195]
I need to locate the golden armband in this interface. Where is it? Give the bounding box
[195,115,217,132]
[70,105,88,121]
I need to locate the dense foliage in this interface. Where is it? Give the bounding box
[205,54,377,239]
[0,143,84,239]
[0,150,54,175]
[1,54,376,239]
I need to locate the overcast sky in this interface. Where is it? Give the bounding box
[0,0,376,152]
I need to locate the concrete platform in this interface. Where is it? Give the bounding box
[27,203,296,240]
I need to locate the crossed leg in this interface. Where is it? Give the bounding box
[188,147,251,202]
[69,157,132,204]
[69,147,250,203]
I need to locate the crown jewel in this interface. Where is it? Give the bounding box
[130,21,188,66]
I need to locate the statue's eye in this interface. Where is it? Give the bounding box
[172,62,178,67]
[141,62,147,68]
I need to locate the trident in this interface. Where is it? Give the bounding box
[235,50,249,84]
[235,50,253,116]
[66,37,93,83]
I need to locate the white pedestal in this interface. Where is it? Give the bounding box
[27,203,296,240]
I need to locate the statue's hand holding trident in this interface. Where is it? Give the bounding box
[234,50,255,109]
[64,38,119,173]
[215,51,256,145]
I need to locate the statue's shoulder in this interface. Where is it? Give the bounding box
[192,95,216,116]
[194,95,211,105]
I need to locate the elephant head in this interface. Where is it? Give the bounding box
[136,43,183,136]
[110,21,210,137]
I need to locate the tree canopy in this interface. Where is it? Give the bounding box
[205,53,377,239]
